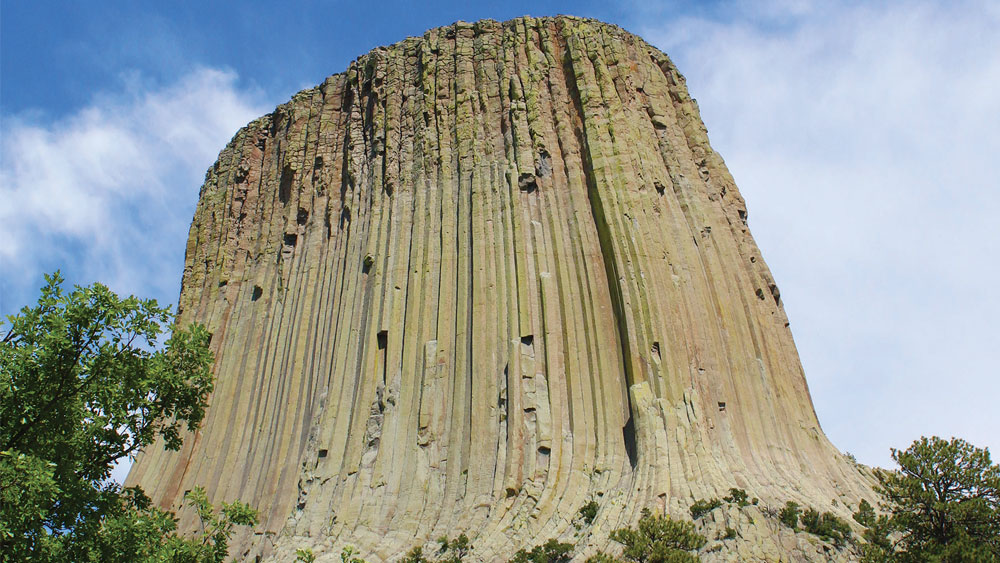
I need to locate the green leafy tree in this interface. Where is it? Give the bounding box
[588,509,706,563]
[0,273,256,560]
[863,436,1000,562]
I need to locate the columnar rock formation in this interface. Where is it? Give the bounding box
[127,16,874,561]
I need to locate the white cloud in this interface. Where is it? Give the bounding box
[638,0,1000,466]
[1,68,268,314]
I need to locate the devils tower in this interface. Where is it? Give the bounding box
[127,16,874,561]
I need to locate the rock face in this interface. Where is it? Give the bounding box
[127,16,874,561]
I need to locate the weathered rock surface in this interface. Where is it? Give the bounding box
[127,16,875,561]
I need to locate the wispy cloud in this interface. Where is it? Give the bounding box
[637,0,1000,465]
[1,68,268,314]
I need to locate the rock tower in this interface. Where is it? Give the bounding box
[127,16,874,561]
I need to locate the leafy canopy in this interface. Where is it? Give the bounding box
[0,272,235,559]
[588,508,706,563]
[863,436,1000,562]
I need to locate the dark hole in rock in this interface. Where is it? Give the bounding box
[362,254,374,273]
[755,288,766,300]
[314,156,324,169]
[538,446,551,456]
[518,172,537,193]
[297,502,306,510]
[718,402,727,412]
[623,415,638,468]
[340,206,351,229]
[318,449,328,458]
[218,280,228,288]
[284,233,297,247]
[297,208,309,225]
[738,209,747,223]
[536,150,552,178]
[654,181,665,195]
[279,164,294,204]
[506,487,518,498]
[521,334,533,347]
[651,341,661,362]
[750,256,757,263]
[251,286,263,301]
[377,330,387,350]
[769,283,781,305]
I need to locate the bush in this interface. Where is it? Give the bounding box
[609,508,706,562]
[340,546,368,563]
[402,546,428,563]
[852,499,876,528]
[723,488,750,507]
[510,539,574,563]
[578,500,600,526]
[689,498,722,520]
[779,501,801,530]
[800,508,851,547]
[438,534,471,563]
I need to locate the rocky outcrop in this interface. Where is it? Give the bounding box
[127,16,875,561]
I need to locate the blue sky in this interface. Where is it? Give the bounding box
[3,0,999,479]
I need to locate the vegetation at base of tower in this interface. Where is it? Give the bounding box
[510,539,575,562]
[722,488,750,508]
[577,500,600,527]
[339,545,368,563]
[586,508,707,562]
[295,547,317,562]
[688,498,722,520]
[0,273,258,561]
[778,501,801,530]
[403,534,471,563]
[690,487,756,520]
[775,499,851,546]
[858,436,1000,562]
[799,508,851,547]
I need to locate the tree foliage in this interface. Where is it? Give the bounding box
[778,501,801,530]
[0,273,256,561]
[510,539,575,563]
[688,498,721,520]
[588,509,706,563]
[861,436,1000,562]
[402,534,471,563]
[799,508,851,547]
